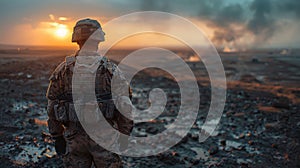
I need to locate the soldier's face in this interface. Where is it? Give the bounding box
[100,30,105,42]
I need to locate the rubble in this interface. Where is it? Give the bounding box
[0,51,299,167]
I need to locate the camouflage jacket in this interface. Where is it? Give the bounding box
[46,54,133,138]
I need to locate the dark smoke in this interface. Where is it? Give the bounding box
[135,0,299,48]
[247,0,275,42]
[277,0,300,18]
[215,3,245,26]
[209,3,246,46]
[140,0,170,12]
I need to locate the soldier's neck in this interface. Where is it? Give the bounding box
[79,45,98,51]
[78,41,99,52]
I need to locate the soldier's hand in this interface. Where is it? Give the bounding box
[54,136,66,156]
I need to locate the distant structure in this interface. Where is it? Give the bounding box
[280,48,291,56]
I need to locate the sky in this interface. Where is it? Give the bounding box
[0,0,300,50]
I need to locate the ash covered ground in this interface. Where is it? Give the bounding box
[0,48,299,167]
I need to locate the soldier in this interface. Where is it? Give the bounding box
[46,18,133,168]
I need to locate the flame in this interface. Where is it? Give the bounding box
[223,46,237,53]
[188,55,200,62]
[34,118,48,126]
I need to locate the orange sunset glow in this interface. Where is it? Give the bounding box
[1,0,299,49]
[1,1,300,167]
[8,14,217,49]
[54,24,69,38]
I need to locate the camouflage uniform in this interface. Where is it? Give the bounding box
[46,53,133,168]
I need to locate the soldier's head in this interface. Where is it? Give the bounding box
[72,18,105,49]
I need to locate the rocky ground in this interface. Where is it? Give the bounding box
[0,49,299,167]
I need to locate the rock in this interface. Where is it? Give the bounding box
[253,109,259,114]
[191,134,199,141]
[180,135,188,144]
[226,140,243,150]
[208,145,218,155]
[158,152,183,165]
[234,112,245,117]
[226,111,234,117]
[271,143,278,148]
[146,126,160,134]
[265,122,280,129]
[259,106,280,113]
[171,151,179,157]
[252,58,259,63]
[26,74,32,79]
[272,101,290,109]
[28,118,35,124]
[220,139,226,146]
[240,74,261,83]
[238,133,245,139]
[237,158,251,164]
[191,147,208,161]
[248,140,254,145]
[191,159,200,165]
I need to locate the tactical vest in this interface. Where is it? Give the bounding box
[53,55,117,124]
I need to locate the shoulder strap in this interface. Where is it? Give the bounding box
[66,55,76,66]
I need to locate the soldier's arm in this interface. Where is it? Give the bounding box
[110,64,132,99]
[46,63,65,138]
[111,64,134,135]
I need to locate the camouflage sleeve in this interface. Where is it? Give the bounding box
[46,62,65,138]
[110,63,134,135]
[110,64,132,99]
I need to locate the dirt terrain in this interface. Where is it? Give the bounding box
[0,48,299,167]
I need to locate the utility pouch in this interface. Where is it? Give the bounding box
[64,128,78,141]
[81,102,102,124]
[68,103,79,122]
[54,103,68,122]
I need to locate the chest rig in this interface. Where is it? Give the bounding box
[54,55,117,124]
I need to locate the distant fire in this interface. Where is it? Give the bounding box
[188,55,200,62]
[223,46,237,53]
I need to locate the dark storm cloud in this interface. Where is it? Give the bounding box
[215,4,245,26]
[140,0,170,12]
[209,3,246,45]
[78,0,300,47]
[1,0,300,47]
[247,0,275,42]
[136,0,250,47]
[138,0,223,19]
[138,0,245,45]
[277,0,300,18]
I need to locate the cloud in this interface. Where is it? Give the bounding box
[278,0,300,18]
[49,14,55,21]
[247,0,275,43]
[140,0,170,12]
[206,3,247,48]
[59,17,68,21]
[215,4,245,26]
[0,0,300,48]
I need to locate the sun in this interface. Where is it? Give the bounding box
[55,24,68,38]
